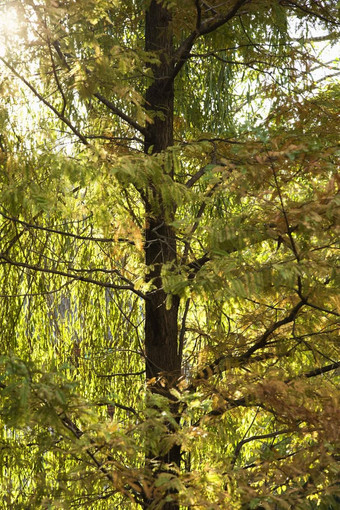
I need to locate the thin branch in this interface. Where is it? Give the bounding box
[167,0,249,87]
[231,409,258,467]
[0,216,135,285]
[192,300,305,384]
[95,401,141,419]
[185,166,208,188]
[96,370,146,378]
[198,0,249,35]
[282,0,340,26]
[194,137,245,144]
[298,361,340,379]
[94,92,147,137]
[199,362,340,422]
[181,182,219,263]
[239,300,305,360]
[51,40,147,137]
[186,253,210,276]
[61,412,147,506]
[190,52,270,67]
[195,0,202,30]
[178,298,190,359]
[0,381,119,489]
[0,280,72,298]
[315,70,340,84]
[0,57,89,146]
[304,300,340,318]
[293,32,340,43]
[85,134,144,144]
[232,428,292,467]
[0,253,147,300]
[270,161,300,262]
[112,402,140,417]
[47,38,67,117]
[0,210,117,243]
[61,414,117,484]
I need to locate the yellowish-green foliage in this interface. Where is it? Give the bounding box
[0,1,339,509]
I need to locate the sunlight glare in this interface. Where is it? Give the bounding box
[0,8,19,57]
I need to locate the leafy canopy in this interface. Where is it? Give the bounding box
[0,1,339,509]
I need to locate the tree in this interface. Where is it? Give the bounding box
[0,0,339,508]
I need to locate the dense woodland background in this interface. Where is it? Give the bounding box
[0,1,339,509]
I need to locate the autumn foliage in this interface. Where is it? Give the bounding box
[0,1,339,509]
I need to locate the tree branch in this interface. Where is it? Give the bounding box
[51,40,147,137]
[94,92,147,137]
[47,38,67,117]
[195,0,202,30]
[185,166,208,188]
[198,0,249,36]
[232,428,293,467]
[239,300,305,360]
[299,361,340,379]
[197,361,340,423]
[0,57,89,146]
[96,370,146,378]
[304,300,340,318]
[95,401,141,419]
[167,0,248,87]
[178,298,190,360]
[0,253,147,300]
[187,253,210,275]
[282,0,340,26]
[0,210,117,243]
[192,300,305,384]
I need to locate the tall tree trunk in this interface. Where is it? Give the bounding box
[144,2,181,509]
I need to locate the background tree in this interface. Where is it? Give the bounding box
[0,1,339,509]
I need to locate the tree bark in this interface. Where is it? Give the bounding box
[144,2,181,508]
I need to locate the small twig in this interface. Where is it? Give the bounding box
[96,370,145,378]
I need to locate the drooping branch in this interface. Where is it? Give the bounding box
[283,0,340,26]
[51,40,147,137]
[0,281,72,298]
[0,57,89,146]
[0,210,117,243]
[0,253,147,300]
